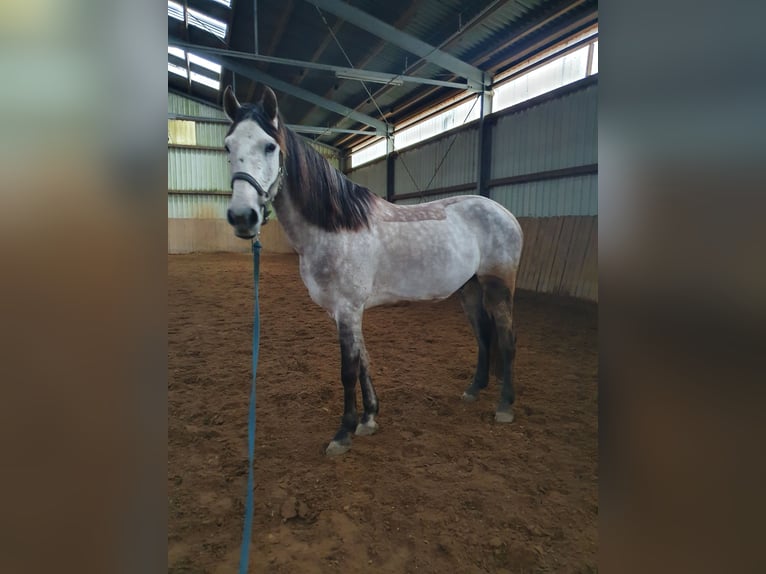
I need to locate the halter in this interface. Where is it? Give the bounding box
[230,154,285,225]
[230,153,286,200]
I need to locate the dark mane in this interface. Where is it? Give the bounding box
[228,101,378,232]
[282,128,378,232]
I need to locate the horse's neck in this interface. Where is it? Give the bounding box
[271,189,315,253]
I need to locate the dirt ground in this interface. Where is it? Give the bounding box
[168,253,598,573]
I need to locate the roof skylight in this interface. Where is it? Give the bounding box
[167,46,222,91]
[167,1,228,39]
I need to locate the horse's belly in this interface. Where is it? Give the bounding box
[367,231,479,306]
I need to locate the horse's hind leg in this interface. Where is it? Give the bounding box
[480,275,517,423]
[460,276,493,401]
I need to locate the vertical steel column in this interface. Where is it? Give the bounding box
[253,0,259,54]
[477,84,494,198]
[386,134,395,202]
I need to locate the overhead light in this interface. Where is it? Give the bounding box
[335,71,403,86]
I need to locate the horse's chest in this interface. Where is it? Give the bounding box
[298,254,371,314]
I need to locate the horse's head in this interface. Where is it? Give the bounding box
[222,85,285,239]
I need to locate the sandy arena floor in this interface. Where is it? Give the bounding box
[169,252,598,573]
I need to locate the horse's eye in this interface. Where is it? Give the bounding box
[265,143,276,153]
[224,144,230,153]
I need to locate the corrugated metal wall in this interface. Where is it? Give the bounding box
[195,122,228,147]
[490,82,597,216]
[492,174,597,217]
[346,79,597,216]
[397,191,479,205]
[168,92,227,119]
[167,193,229,219]
[168,148,229,192]
[305,139,341,169]
[346,157,387,197]
[394,126,479,195]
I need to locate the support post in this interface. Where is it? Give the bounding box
[253,0,259,54]
[477,84,494,198]
[386,134,395,203]
[339,153,350,174]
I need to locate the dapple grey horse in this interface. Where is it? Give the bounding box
[223,86,523,456]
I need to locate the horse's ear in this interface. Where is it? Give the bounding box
[223,85,240,121]
[261,87,278,125]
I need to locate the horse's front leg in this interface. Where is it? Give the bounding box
[355,337,379,436]
[325,313,362,456]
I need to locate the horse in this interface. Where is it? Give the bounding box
[222,85,523,456]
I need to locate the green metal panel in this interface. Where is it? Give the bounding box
[492,175,597,217]
[489,82,598,216]
[168,147,229,192]
[347,158,387,197]
[396,190,479,205]
[168,193,230,219]
[394,126,479,196]
[194,121,229,147]
[168,92,227,120]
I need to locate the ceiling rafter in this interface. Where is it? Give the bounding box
[169,0,599,151]
[245,0,295,102]
[297,0,421,127]
[304,0,485,89]
[170,39,475,92]
[330,0,510,148]
[214,54,388,133]
[331,0,593,149]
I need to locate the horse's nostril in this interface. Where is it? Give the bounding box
[227,207,258,230]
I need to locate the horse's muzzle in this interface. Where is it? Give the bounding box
[227,206,260,239]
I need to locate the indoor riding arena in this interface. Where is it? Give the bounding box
[168,2,598,572]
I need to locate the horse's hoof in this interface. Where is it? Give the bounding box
[461,392,479,402]
[355,417,379,436]
[325,440,351,456]
[495,410,515,423]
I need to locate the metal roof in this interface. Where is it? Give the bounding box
[168,0,597,152]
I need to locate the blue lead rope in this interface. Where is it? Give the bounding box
[239,239,261,574]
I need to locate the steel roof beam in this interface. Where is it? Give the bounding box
[289,126,378,136]
[169,40,478,91]
[304,0,486,89]
[296,0,421,127]
[195,51,388,134]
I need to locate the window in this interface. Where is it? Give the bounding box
[395,96,480,152]
[167,1,228,39]
[168,46,222,91]
[493,42,595,113]
[350,139,387,168]
[591,41,599,74]
[349,28,598,169]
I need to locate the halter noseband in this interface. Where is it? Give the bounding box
[230,171,271,199]
[230,156,285,200]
